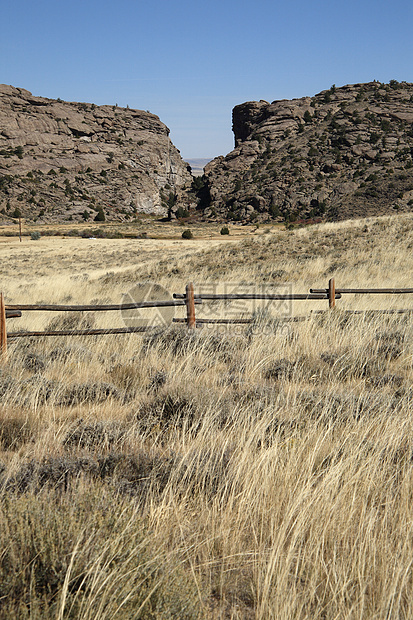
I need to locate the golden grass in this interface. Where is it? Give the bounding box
[0,213,413,618]
[0,218,264,243]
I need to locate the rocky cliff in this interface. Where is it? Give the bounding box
[202,81,413,223]
[0,85,192,222]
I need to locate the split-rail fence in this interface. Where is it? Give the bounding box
[1,279,412,360]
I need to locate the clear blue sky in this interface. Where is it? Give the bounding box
[1,0,412,159]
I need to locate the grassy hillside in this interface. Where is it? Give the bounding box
[1,213,413,618]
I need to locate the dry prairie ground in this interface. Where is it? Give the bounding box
[1,213,413,619]
[0,218,264,242]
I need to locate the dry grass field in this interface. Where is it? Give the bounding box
[0,218,263,242]
[1,213,413,618]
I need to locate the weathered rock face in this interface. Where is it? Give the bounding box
[0,85,192,222]
[202,81,413,222]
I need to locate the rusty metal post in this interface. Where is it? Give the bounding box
[0,293,7,361]
[185,282,196,329]
[328,278,336,309]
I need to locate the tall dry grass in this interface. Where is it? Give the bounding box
[0,213,413,618]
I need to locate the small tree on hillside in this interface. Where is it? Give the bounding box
[304,110,313,124]
[94,208,105,222]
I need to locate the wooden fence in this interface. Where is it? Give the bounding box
[1,278,412,359]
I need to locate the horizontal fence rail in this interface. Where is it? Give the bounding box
[319,309,413,314]
[173,293,341,301]
[310,288,413,295]
[7,327,151,339]
[173,318,254,324]
[5,310,22,319]
[5,300,202,312]
[1,278,412,360]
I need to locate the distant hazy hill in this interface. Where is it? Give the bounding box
[0,85,192,222]
[201,81,413,223]
[185,158,213,176]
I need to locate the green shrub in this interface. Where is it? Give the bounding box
[304,110,313,123]
[220,226,230,235]
[181,229,193,239]
[176,206,189,219]
[94,208,105,222]
[30,231,41,241]
[191,176,204,191]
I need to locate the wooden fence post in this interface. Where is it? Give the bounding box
[19,217,22,242]
[0,293,7,361]
[328,278,336,309]
[185,282,196,329]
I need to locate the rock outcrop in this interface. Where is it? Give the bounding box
[0,85,192,222]
[201,81,413,222]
